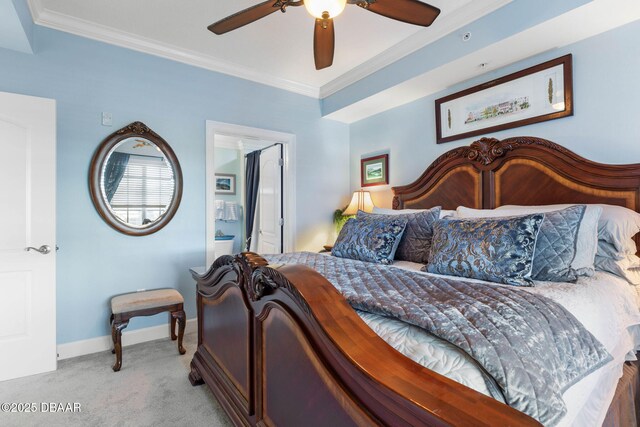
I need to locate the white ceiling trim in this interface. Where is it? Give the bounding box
[325,0,640,123]
[27,0,320,98]
[319,0,512,99]
[27,0,513,101]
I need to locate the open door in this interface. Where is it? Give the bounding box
[257,144,283,254]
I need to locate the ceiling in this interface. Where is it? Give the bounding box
[28,0,511,98]
[324,0,640,122]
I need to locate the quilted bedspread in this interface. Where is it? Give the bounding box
[265,252,612,426]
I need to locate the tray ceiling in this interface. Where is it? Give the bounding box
[29,0,511,97]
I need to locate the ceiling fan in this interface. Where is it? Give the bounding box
[208,0,441,70]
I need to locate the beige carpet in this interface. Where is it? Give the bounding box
[0,332,232,427]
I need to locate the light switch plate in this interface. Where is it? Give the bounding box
[102,112,113,126]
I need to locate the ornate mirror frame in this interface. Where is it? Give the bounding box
[89,121,183,236]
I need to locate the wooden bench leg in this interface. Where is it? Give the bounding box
[170,311,177,341]
[109,313,115,354]
[111,319,129,372]
[171,309,186,355]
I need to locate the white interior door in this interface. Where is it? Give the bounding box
[257,145,282,254]
[0,91,56,381]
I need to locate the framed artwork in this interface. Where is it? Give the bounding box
[435,54,573,144]
[215,173,236,195]
[361,154,389,187]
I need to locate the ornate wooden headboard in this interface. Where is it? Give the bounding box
[393,136,640,210]
[393,136,640,250]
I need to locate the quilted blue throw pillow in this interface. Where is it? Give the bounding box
[357,207,441,264]
[332,216,408,264]
[425,214,545,286]
[529,205,586,282]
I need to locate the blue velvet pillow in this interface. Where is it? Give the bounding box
[529,205,586,282]
[425,214,545,286]
[332,216,407,264]
[357,207,441,264]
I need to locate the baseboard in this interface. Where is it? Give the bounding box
[56,318,197,360]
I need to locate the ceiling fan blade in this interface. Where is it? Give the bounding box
[208,1,281,35]
[314,18,335,70]
[362,0,440,27]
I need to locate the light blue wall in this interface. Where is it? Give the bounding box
[350,20,640,207]
[0,0,33,53]
[11,0,34,50]
[0,26,349,344]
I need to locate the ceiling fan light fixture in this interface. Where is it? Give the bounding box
[209,0,441,70]
[304,0,347,19]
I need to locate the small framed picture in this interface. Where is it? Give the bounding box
[361,154,389,187]
[215,173,236,195]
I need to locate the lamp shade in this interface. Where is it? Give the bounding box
[304,0,347,19]
[343,190,375,215]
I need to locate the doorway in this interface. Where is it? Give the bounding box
[0,91,56,381]
[205,121,296,267]
[247,143,283,254]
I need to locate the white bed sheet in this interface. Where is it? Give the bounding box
[361,261,640,426]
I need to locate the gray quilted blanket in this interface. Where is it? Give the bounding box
[265,252,612,426]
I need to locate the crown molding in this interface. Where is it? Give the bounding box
[27,0,320,98]
[318,0,512,99]
[27,0,514,102]
[324,0,640,123]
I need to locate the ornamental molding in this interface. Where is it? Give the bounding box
[433,137,569,169]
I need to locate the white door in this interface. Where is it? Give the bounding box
[0,91,56,381]
[257,145,282,254]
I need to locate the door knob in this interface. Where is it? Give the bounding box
[25,245,52,255]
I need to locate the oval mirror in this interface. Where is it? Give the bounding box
[89,122,183,236]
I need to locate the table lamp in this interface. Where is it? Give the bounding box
[342,190,375,215]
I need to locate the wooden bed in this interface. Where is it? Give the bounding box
[189,136,640,426]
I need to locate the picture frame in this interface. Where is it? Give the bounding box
[215,173,236,195]
[361,154,389,187]
[435,54,573,144]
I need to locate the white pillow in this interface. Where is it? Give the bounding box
[496,204,640,257]
[459,204,601,275]
[440,209,456,218]
[595,255,640,285]
[595,204,640,255]
[598,240,635,260]
[373,207,455,219]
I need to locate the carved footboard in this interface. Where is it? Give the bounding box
[189,253,540,426]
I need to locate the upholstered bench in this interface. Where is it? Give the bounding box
[109,289,186,372]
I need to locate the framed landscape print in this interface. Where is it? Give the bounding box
[435,54,573,143]
[361,154,389,187]
[215,173,236,195]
